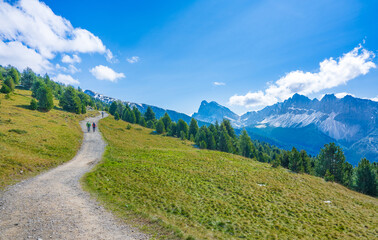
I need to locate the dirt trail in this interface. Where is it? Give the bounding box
[0,113,148,240]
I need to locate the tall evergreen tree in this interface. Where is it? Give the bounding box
[176,119,189,139]
[239,129,253,158]
[133,107,142,124]
[59,86,81,114]
[156,120,165,134]
[189,118,199,140]
[289,147,303,173]
[9,67,20,85]
[355,158,377,196]
[37,85,54,111]
[316,143,346,183]
[218,125,232,153]
[161,113,172,131]
[109,101,118,115]
[144,106,155,121]
[21,68,36,89]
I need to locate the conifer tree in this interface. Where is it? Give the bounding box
[356,158,377,196]
[59,86,81,114]
[161,113,172,131]
[316,143,346,183]
[109,101,118,115]
[156,120,165,134]
[133,107,141,124]
[189,118,199,139]
[37,85,54,111]
[139,117,146,127]
[9,67,20,85]
[176,119,189,139]
[21,68,36,89]
[144,106,155,121]
[239,129,253,158]
[218,125,232,152]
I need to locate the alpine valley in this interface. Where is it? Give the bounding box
[86,90,378,165]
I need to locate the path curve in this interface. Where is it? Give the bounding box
[0,113,148,240]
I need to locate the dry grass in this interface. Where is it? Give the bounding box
[84,117,378,239]
[0,87,96,188]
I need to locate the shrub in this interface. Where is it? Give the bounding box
[30,99,38,110]
[0,84,11,94]
[126,124,132,130]
[114,112,120,120]
[8,129,27,134]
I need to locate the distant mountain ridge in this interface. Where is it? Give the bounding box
[192,94,378,164]
[85,89,377,164]
[84,90,209,126]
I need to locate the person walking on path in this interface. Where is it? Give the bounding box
[86,122,91,132]
[92,122,96,132]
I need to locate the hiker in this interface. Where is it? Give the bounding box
[92,122,96,132]
[102,111,104,118]
[86,121,91,132]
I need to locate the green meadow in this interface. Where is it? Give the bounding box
[0,87,95,188]
[84,117,378,239]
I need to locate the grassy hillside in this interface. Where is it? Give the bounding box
[0,87,95,188]
[84,117,378,239]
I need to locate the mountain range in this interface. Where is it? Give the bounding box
[84,90,209,126]
[85,90,377,165]
[193,93,378,165]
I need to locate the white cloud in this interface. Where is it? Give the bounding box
[62,54,81,64]
[55,63,80,74]
[53,74,80,85]
[127,56,140,64]
[90,65,125,82]
[229,45,376,109]
[0,0,113,73]
[0,41,51,73]
[213,81,226,86]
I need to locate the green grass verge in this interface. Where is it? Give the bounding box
[0,88,96,188]
[83,114,377,239]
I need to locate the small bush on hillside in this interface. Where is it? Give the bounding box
[0,84,11,94]
[272,157,281,168]
[5,93,11,99]
[8,129,27,134]
[156,120,165,134]
[30,99,38,110]
[114,112,120,120]
[146,120,155,129]
[126,124,132,130]
[324,170,335,182]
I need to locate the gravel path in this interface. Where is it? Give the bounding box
[0,113,149,240]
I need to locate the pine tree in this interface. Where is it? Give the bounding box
[59,86,81,114]
[3,76,15,92]
[109,101,118,116]
[161,113,172,131]
[144,107,155,121]
[9,67,20,85]
[156,120,165,134]
[133,107,141,124]
[189,118,199,138]
[167,122,177,136]
[289,147,302,173]
[218,125,232,152]
[21,68,36,89]
[316,143,346,183]
[37,85,54,111]
[31,80,45,98]
[176,119,189,139]
[356,158,377,196]
[139,117,146,127]
[239,129,253,158]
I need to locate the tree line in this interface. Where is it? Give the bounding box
[109,101,377,197]
[0,65,107,113]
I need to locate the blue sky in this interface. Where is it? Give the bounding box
[1,0,377,115]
